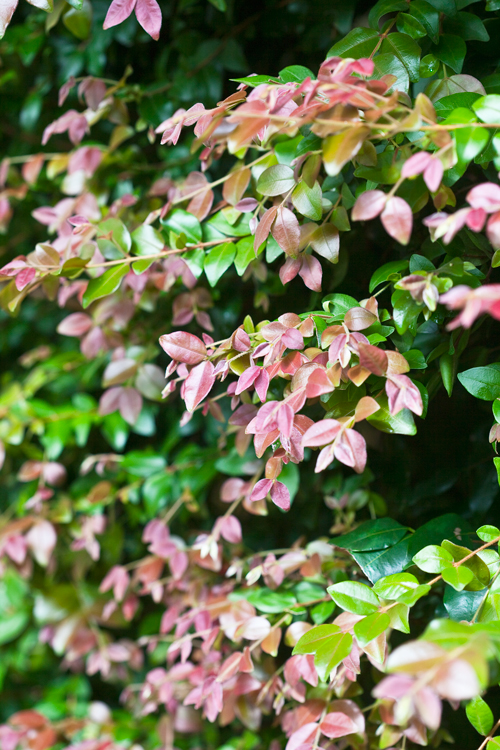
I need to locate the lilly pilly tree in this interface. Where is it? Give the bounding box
[3,1,500,749]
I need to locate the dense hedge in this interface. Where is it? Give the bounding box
[2,1,500,749]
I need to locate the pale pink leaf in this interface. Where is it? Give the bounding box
[270,481,290,511]
[319,712,358,739]
[272,207,300,256]
[159,331,207,364]
[381,197,412,245]
[401,152,432,179]
[119,387,143,425]
[135,0,162,40]
[254,206,277,252]
[351,190,386,221]
[183,360,215,411]
[57,313,93,337]
[302,419,342,447]
[103,0,136,29]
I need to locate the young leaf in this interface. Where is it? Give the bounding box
[291,181,322,220]
[353,611,390,646]
[441,565,475,591]
[256,165,295,196]
[292,624,341,655]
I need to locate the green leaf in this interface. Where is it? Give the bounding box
[314,631,353,680]
[373,572,420,600]
[131,225,164,256]
[444,588,487,621]
[161,209,202,244]
[291,181,322,220]
[247,588,297,613]
[142,473,172,516]
[327,581,380,615]
[292,624,341,654]
[279,65,315,83]
[367,394,417,436]
[458,365,500,400]
[0,611,29,645]
[412,544,454,573]
[322,293,359,317]
[404,350,427,369]
[473,95,500,124]
[327,27,380,59]
[487,738,500,750]
[433,34,467,73]
[379,33,421,83]
[204,242,236,287]
[435,91,481,116]
[397,583,431,606]
[97,218,131,254]
[208,0,226,9]
[234,236,262,276]
[353,612,390,646]
[122,452,166,478]
[351,539,413,583]
[444,11,489,41]
[82,264,129,309]
[373,53,409,93]
[410,0,440,43]
[230,76,280,88]
[256,165,295,196]
[368,0,407,28]
[442,565,475,591]
[331,518,408,552]
[477,525,500,543]
[369,260,409,292]
[311,601,335,624]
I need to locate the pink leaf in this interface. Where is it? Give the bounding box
[467,182,500,212]
[103,0,136,29]
[241,616,271,640]
[401,152,432,179]
[344,306,377,331]
[0,0,18,38]
[183,360,215,412]
[285,722,318,750]
[254,206,278,252]
[270,481,290,511]
[159,331,207,364]
[333,428,367,474]
[119,387,143,425]
[302,419,342,447]
[272,207,300,256]
[424,159,443,193]
[381,197,412,245]
[134,0,162,40]
[299,254,322,292]
[57,313,93,337]
[15,267,36,291]
[25,521,57,567]
[218,515,242,544]
[250,478,273,502]
[319,712,359,739]
[352,190,386,221]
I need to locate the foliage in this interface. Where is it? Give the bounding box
[3,1,500,750]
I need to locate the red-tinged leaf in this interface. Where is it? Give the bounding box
[272,207,300,256]
[285,722,318,750]
[22,154,44,185]
[254,368,270,402]
[235,197,259,212]
[344,306,377,331]
[254,206,278,252]
[187,189,213,221]
[333,428,366,474]
[401,152,432,179]
[56,313,92,337]
[352,190,386,221]
[306,368,334,398]
[159,331,207,364]
[310,224,339,263]
[424,159,443,193]
[235,365,260,395]
[357,342,388,375]
[303,419,342,447]
[277,403,294,437]
[25,521,57,567]
[299,254,322,292]
[323,126,370,177]
[223,168,251,206]
[183,360,215,411]
[270,481,290,511]
[320,712,359,739]
[0,0,18,37]
[280,257,301,285]
[103,0,136,29]
[15,267,36,291]
[218,515,242,544]
[282,328,304,350]
[487,211,500,249]
[381,197,412,246]
[134,0,162,39]
[250,478,273,501]
[119,387,142,425]
[467,182,500,212]
[465,208,486,232]
[355,396,380,422]
[386,374,423,416]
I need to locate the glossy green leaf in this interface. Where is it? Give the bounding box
[366,394,417,436]
[256,165,295,196]
[161,209,202,244]
[331,518,408,552]
[279,65,315,83]
[412,544,454,573]
[82,264,129,309]
[433,34,467,74]
[373,572,420,600]
[314,631,353,680]
[442,564,475,591]
[291,180,322,220]
[369,260,409,292]
[458,366,500,400]
[327,27,380,59]
[131,225,164,256]
[379,33,421,83]
[368,0,407,28]
[327,581,380,615]
[204,242,236,287]
[353,611,390,646]
[292,624,341,654]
